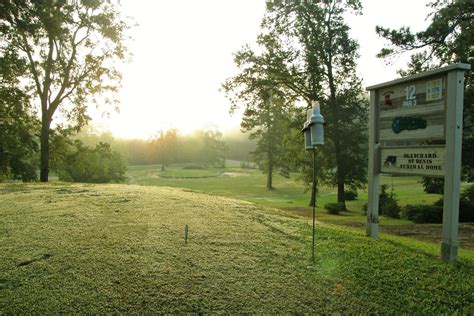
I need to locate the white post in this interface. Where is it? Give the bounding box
[441,70,465,261]
[367,89,380,238]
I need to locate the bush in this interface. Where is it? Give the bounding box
[433,185,474,222]
[344,189,358,201]
[362,202,368,215]
[461,184,474,204]
[402,204,443,223]
[460,185,474,222]
[383,199,401,219]
[420,177,444,194]
[183,165,206,170]
[361,184,401,218]
[57,141,127,183]
[379,184,401,218]
[324,202,346,215]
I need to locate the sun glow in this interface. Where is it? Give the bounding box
[90,0,430,140]
[89,0,265,139]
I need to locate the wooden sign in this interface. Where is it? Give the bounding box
[381,146,446,176]
[366,63,470,262]
[378,76,446,141]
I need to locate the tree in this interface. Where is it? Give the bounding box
[195,129,228,168]
[1,0,129,181]
[222,36,296,189]
[376,0,473,183]
[248,91,294,189]
[0,87,40,181]
[54,139,127,183]
[151,129,179,171]
[229,0,368,202]
[0,45,40,181]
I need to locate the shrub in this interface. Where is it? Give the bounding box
[433,185,474,222]
[324,202,346,215]
[460,185,474,222]
[344,189,358,201]
[362,202,367,215]
[461,184,474,204]
[402,204,443,223]
[183,165,206,170]
[383,199,401,219]
[420,177,444,194]
[57,141,127,183]
[379,184,401,218]
[361,184,401,218]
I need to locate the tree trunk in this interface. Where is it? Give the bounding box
[334,144,346,207]
[266,153,274,190]
[39,118,50,182]
[266,162,273,189]
[337,180,345,205]
[161,163,165,171]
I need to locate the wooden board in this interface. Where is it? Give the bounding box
[378,76,446,142]
[380,146,446,176]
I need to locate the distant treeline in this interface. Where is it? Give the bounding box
[76,127,256,167]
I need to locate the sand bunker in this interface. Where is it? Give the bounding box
[221,172,251,177]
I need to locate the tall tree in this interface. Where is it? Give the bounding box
[232,0,368,203]
[195,129,228,168]
[376,0,473,182]
[1,0,129,181]
[223,33,290,189]
[0,45,40,181]
[152,129,179,171]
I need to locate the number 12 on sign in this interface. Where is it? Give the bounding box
[403,85,417,107]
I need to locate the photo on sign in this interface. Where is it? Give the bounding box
[426,78,443,101]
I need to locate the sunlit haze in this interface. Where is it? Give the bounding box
[91,0,431,139]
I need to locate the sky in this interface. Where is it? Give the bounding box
[91,0,433,139]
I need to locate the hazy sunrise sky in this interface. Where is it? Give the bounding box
[91,0,432,139]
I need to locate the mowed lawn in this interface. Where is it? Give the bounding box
[126,162,443,224]
[1,183,473,313]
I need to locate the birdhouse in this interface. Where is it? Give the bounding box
[309,101,324,145]
[302,109,314,150]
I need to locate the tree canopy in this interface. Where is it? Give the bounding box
[224,0,368,200]
[1,0,129,181]
[376,0,473,183]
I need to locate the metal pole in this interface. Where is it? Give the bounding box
[312,147,316,262]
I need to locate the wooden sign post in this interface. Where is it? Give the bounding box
[366,63,470,261]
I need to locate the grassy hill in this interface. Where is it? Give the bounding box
[1,183,473,313]
[126,163,474,249]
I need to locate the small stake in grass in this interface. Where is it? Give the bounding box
[184,224,189,244]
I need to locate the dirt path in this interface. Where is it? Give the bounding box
[380,223,474,250]
[281,207,474,250]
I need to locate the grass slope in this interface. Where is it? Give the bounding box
[127,163,442,214]
[1,183,473,313]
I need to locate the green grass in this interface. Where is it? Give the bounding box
[127,163,442,226]
[1,183,473,313]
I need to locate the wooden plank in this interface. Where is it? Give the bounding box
[377,75,447,142]
[378,76,446,112]
[366,63,470,91]
[379,123,444,141]
[366,90,379,238]
[441,69,465,261]
[380,146,446,176]
[379,102,444,119]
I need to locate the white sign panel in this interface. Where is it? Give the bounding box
[381,146,446,176]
